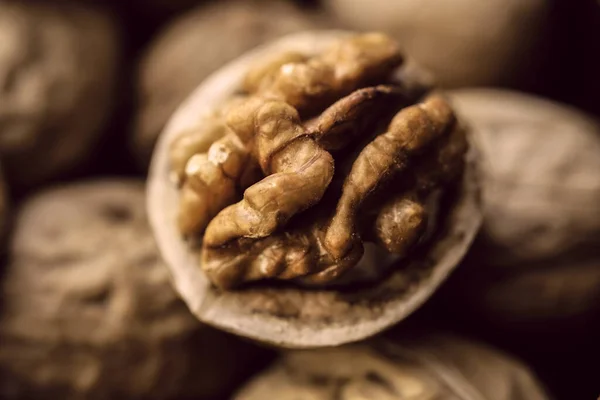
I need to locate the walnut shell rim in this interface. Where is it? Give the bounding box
[147,30,482,348]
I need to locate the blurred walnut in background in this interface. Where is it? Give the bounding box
[0,180,266,400]
[448,90,600,264]
[235,333,549,400]
[436,89,600,342]
[132,0,324,168]
[324,0,551,88]
[0,2,120,187]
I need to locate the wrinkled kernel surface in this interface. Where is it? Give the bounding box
[168,33,467,289]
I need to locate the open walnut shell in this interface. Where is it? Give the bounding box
[148,31,482,347]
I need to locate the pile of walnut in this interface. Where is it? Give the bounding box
[168,33,468,290]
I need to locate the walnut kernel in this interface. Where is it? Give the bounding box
[169,33,467,290]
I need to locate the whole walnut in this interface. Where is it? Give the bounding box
[435,89,600,341]
[447,89,600,264]
[234,333,550,400]
[0,180,265,400]
[324,0,551,88]
[132,0,323,168]
[0,2,120,187]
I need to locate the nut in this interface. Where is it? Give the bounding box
[133,0,322,168]
[434,89,600,343]
[447,89,600,264]
[0,2,119,187]
[170,33,466,289]
[0,180,265,400]
[148,31,481,347]
[324,0,551,87]
[234,333,550,400]
[200,93,467,289]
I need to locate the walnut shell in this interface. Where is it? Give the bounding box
[0,2,120,187]
[132,0,323,168]
[148,31,482,348]
[234,333,550,400]
[324,0,550,88]
[447,89,600,265]
[434,89,600,339]
[0,180,265,400]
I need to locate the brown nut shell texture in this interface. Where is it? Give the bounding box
[435,89,600,342]
[235,333,550,400]
[148,31,482,347]
[0,180,263,400]
[0,2,119,187]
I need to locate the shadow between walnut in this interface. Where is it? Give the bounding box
[147,30,483,348]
